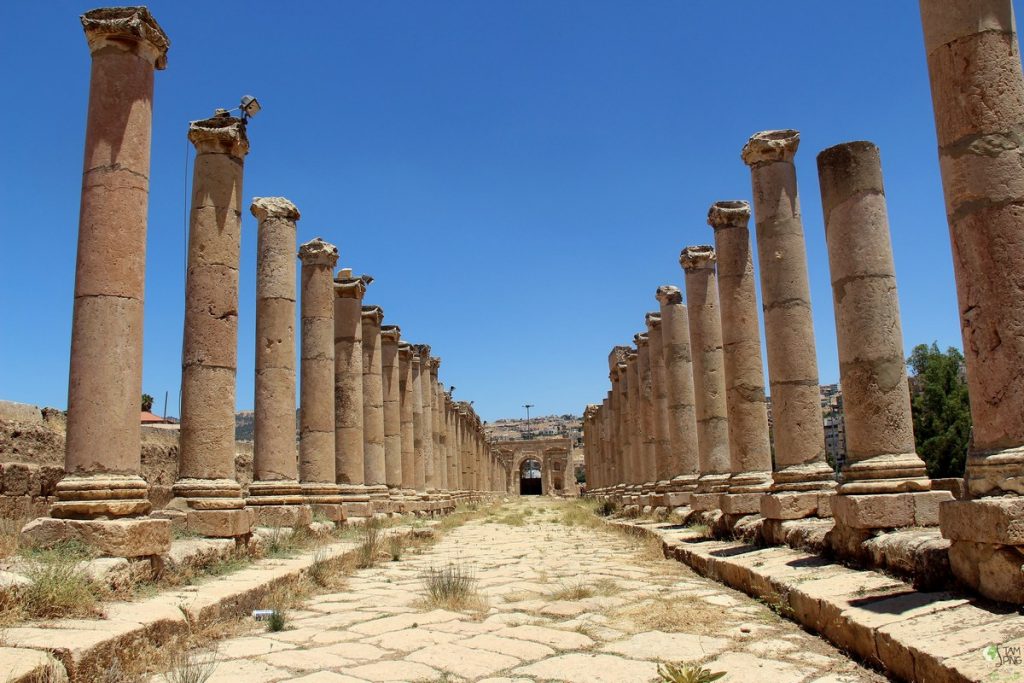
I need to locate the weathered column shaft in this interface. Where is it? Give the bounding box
[818,142,929,493]
[56,7,170,523]
[625,350,643,488]
[743,129,834,492]
[708,201,773,496]
[333,269,371,517]
[430,360,446,491]
[411,355,426,491]
[656,286,700,495]
[398,343,416,492]
[681,246,731,502]
[381,325,402,490]
[920,0,1024,495]
[250,198,304,521]
[645,313,672,489]
[418,346,436,492]
[175,113,250,537]
[636,332,657,488]
[361,305,387,494]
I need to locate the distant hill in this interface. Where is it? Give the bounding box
[484,413,582,443]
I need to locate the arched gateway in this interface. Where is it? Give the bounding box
[491,437,577,497]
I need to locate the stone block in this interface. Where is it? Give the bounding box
[186,508,252,538]
[343,501,372,519]
[913,490,954,526]
[310,503,345,523]
[39,466,64,497]
[688,493,721,512]
[831,493,917,530]
[20,517,171,557]
[719,492,763,515]
[250,504,312,529]
[940,497,1024,545]
[1,463,35,496]
[0,495,33,520]
[760,491,833,520]
[948,540,1024,604]
[665,492,691,507]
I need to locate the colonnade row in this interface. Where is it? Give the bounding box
[21,6,502,558]
[585,0,1024,604]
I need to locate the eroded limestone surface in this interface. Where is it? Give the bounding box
[198,499,883,682]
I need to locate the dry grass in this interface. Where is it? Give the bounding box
[611,596,723,635]
[356,521,383,569]
[656,661,726,683]
[161,648,219,683]
[388,535,404,561]
[0,516,27,559]
[593,577,622,596]
[419,562,486,612]
[548,580,596,601]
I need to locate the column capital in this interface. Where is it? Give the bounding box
[381,324,401,343]
[707,200,751,229]
[188,113,249,157]
[741,129,800,167]
[634,332,649,348]
[655,284,682,305]
[415,344,432,359]
[334,270,370,298]
[429,357,441,375]
[81,6,170,69]
[608,345,631,373]
[297,237,338,267]
[361,305,384,325]
[680,245,717,271]
[252,196,300,222]
[645,311,662,330]
[398,341,414,359]
[584,404,600,420]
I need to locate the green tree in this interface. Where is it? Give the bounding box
[141,393,154,412]
[907,343,972,479]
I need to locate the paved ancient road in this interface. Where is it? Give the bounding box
[205,500,886,683]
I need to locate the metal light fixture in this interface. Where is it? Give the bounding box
[240,95,260,119]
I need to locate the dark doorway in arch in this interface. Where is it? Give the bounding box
[520,458,542,496]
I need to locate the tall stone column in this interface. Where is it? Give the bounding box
[743,130,836,523]
[681,246,730,512]
[173,113,251,538]
[708,201,773,518]
[398,342,419,511]
[28,8,171,556]
[625,348,643,507]
[361,305,389,513]
[602,395,614,491]
[645,313,672,508]
[296,237,344,522]
[248,198,308,527]
[334,269,371,519]
[817,142,953,547]
[655,286,700,507]
[411,354,426,493]
[609,346,631,497]
[920,0,1024,604]
[431,361,448,494]
[381,325,403,495]
[636,332,658,503]
[417,346,437,498]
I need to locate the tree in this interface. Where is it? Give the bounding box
[141,393,154,412]
[907,343,972,479]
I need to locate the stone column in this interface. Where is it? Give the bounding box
[431,362,448,495]
[680,246,730,512]
[743,130,836,523]
[708,201,773,518]
[609,346,631,498]
[817,142,952,551]
[636,332,658,506]
[624,348,643,508]
[397,342,418,508]
[361,305,388,513]
[381,325,403,496]
[248,198,308,527]
[646,313,672,510]
[418,346,437,499]
[920,0,1024,604]
[411,354,426,493]
[296,237,344,522]
[656,286,700,508]
[28,8,171,556]
[173,113,250,538]
[334,269,371,520]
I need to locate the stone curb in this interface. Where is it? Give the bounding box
[1,523,432,681]
[609,519,1024,683]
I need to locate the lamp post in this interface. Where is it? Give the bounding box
[523,403,534,440]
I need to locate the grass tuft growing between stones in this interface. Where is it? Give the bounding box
[0,515,28,559]
[356,520,383,569]
[161,647,219,683]
[548,580,596,601]
[611,596,723,635]
[388,535,403,561]
[2,540,106,622]
[656,661,726,683]
[420,562,486,612]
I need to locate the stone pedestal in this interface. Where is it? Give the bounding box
[708,201,772,507]
[297,237,344,523]
[743,129,836,521]
[334,269,371,521]
[247,198,308,528]
[681,246,731,508]
[31,8,173,556]
[174,113,251,538]
[817,141,936,547]
[920,0,1024,603]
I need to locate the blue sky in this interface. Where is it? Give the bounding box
[0,2,993,422]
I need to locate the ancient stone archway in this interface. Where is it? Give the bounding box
[519,457,542,495]
[493,437,576,497]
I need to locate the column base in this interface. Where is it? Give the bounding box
[339,484,372,520]
[169,478,251,538]
[941,497,1024,603]
[760,491,835,520]
[689,492,722,512]
[719,492,764,515]
[770,461,838,492]
[831,490,953,530]
[250,504,312,529]
[51,473,151,518]
[963,444,1024,498]
[20,516,171,557]
[184,508,254,538]
[727,471,773,494]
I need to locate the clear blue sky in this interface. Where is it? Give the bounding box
[0,1,994,422]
